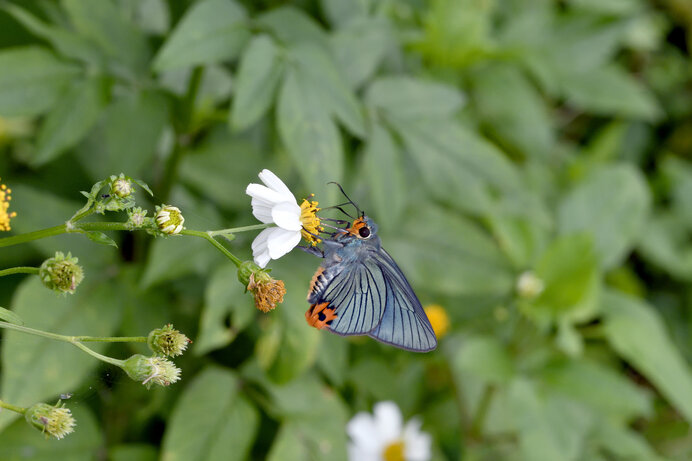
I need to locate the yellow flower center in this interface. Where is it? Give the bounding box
[299,197,323,245]
[382,440,406,461]
[424,304,450,338]
[0,179,16,231]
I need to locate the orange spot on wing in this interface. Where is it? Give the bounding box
[347,217,366,235]
[305,302,337,330]
[307,267,325,300]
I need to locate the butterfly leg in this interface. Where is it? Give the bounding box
[305,302,338,330]
[299,245,324,257]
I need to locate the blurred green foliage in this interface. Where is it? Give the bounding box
[0,0,691,459]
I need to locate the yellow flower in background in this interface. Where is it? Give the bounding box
[0,178,16,231]
[424,304,450,339]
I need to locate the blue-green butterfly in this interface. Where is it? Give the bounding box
[303,189,437,352]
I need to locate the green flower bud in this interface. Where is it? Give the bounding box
[39,252,84,294]
[147,324,191,357]
[237,260,263,287]
[25,402,76,440]
[122,354,181,389]
[127,207,148,229]
[109,174,133,198]
[155,205,184,235]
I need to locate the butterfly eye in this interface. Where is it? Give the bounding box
[358,227,371,238]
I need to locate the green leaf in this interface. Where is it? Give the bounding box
[291,43,366,137]
[0,278,123,432]
[362,123,406,226]
[109,444,158,461]
[1,3,103,66]
[509,378,594,461]
[230,35,284,132]
[0,306,23,326]
[637,211,692,281]
[366,76,465,120]
[320,0,370,27]
[541,358,652,422]
[153,0,249,71]
[558,164,651,269]
[451,335,513,384]
[0,404,101,459]
[390,118,522,215]
[0,46,80,116]
[593,419,667,461]
[161,366,259,461]
[330,16,393,88]
[603,290,692,425]
[195,264,254,355]
[256,7,328,46]
[561,65,662,120]
[525,234,600,324]
[77,90,169,181]
[471,63,554,160]
[84,231,117,247]
[277,68,343,196]
[62,0,150,77]
[32,76,109,166]
[386,205,514,296]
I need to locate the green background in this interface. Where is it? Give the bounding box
[0,0,691,459]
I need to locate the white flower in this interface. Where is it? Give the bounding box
[246,169,322,268]
[347,401,431,461]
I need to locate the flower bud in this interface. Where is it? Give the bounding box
[127,207,148,229]
[155,205,184,235]
[147,324,191,357]
[424,304,450,339]
[122,354,181,389]
[25,402,76,440]
[109,174,133,198]
[39,252,84,294]
[516,271,545,299]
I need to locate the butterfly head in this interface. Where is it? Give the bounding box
[346,215,378,239]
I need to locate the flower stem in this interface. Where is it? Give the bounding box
[0,399,26,414]
[208,223,271,236]
[181,229,242,267]
[70,341,124,367]
[470,385,496,439]
[73,335,147,343]
[0,266,40,277]
[0,224,67,248]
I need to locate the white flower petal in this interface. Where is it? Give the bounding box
[251,228,274,268]
[347,413,382,454]
[258,169,295,201]
[373,401,403,444]
[347,443,380,461]
[251,198,275,224]
[271,201,302,231]
[246,183,288,207]
[403,418,431,461]
[267,228,301,259]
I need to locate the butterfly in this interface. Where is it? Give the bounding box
[302,185,437,352]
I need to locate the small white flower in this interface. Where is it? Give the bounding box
[516,271,545,299]
[347,401,431,461]
[155,205,184,235]
[246,169,321,268]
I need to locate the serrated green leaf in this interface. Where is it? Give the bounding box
[62,0,150,77]
[0,278,123,431]
[451,335,513,384]
[558,164,651,269]
[603,290,692,425]
[277,68,343,196]
[256,6,327,46]
[161,366,259,461]
[0,306,23,326]
[366,76,465,120]
[230,35,284,132]
[153,0,249,71]
[0,46,80,116]
[32,75,109,166]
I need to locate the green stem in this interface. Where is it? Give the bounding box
[208,223,271,236]
[0,266,40,277]
[470,385,496,439]
[0,320,73,342]
[0,224,67,248]
[74,335,146,343]
[181,229,242,266]
[70,341,124,367]
[0,399,26,414]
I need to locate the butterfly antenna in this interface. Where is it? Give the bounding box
[328,182,361,216]
[321,204,355,219]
